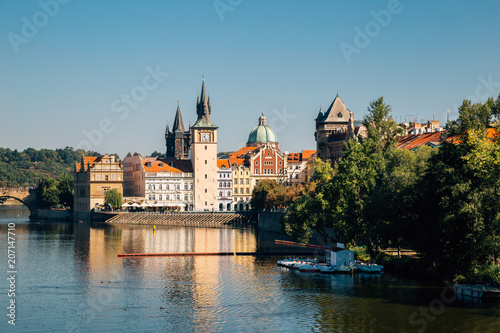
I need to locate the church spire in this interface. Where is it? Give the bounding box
[172,103,185,132]
[193,76,217,128]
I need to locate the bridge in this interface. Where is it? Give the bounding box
[0,188,38,219]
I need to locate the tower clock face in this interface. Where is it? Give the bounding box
[201,133,210,142]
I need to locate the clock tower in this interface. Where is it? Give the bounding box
[191,78,218,211]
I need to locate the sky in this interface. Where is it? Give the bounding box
[1,0,500,158]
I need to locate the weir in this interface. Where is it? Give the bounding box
[104,211,255,227]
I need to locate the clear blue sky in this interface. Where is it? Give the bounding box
[1,0,500,158]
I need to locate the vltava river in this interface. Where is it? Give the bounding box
[1,207,500,332]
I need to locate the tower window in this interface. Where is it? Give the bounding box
[205,189,207,193]
[205,174,207,179]
[205,160,207,164]
[205,146,207,150]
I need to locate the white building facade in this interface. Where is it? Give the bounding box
[217,160,233,211]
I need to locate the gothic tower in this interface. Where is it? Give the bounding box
[190,78,218,211]
[315,94,355,162]
[165,103,191,159]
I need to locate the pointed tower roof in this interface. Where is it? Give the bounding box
[193,77,217,129]
[165,120,170,135]
[315,107,324,121]
[321,94,351,123]
[172,103,185,132]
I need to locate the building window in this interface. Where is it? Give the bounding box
[255,161,258,165]
[184,183,188,190]
[176,184,180,190]
[105,175,109,181]
[205,201,207,206]
[205,189,207,193]
[219,191,222,197]
[177,194,180,201]
[166,195,170,200]
[234,188,237,194]
[295,174,299,179]
[159,194,162,200]
[205,160,207,164]
[245,179,249,184]
[255,170,259,174]
[190,183,193,190]
[240,188,243,194]
[205,146,207,150]
[190,194,193,201]
[159,184,162,190]
[205,174,207,179]
[245,188,249,194]
[234,179,237,184]
[227,191,231,197]
[166,184,170,190]
[184,194,188,201]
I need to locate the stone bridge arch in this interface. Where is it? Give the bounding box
[0,188,38,219]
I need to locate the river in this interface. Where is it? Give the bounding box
[1,206,499,332]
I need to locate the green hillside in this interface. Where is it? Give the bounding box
[0,147,102,187]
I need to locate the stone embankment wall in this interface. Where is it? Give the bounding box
[36,209,72,221]
[104,211,255,227]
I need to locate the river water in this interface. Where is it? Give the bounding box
[1,207,499,332]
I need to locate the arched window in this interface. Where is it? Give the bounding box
[219,203,223,211]
[219,191,222,197]
[159,184,162,190]
[159,194,162,201]
[166,184,169,190]
[227,203,231,211]
[227,191,231,197]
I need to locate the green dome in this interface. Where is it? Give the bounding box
[247,114,278,144]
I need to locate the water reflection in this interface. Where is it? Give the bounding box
[1,209,500,332]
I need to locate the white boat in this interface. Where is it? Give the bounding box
[355,261,383,273]
[320,265,339,274]
[299,263,321,273]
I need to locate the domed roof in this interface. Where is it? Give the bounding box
[247,114,278,144]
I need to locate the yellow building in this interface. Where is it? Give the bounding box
[74,154,123,218]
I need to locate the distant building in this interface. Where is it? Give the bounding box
[315,94,366,163]
[74,154,123,217]
[225,114,287,211]
[123,155,194,210]
[217,160,233,211]
[165,103,191,159]
[285,150,316,185]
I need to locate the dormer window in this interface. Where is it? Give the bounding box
[337,112,343,118]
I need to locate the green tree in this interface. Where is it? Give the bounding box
[39,178,60,209]
[447,99,493,136]
[57,173,74,208]
[414,129,500,277]
[105,189,123,210]
[250,179,278,211]
[362,96,402,152]
[331,139,386,256]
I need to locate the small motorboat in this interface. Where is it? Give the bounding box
[299,263,321,273]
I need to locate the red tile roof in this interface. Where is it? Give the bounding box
[397,132,443,150]
[143,157,193,173]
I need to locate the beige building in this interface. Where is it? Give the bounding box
[191,79,218,211]
[286,150,316,185]
[74,154,123,216]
